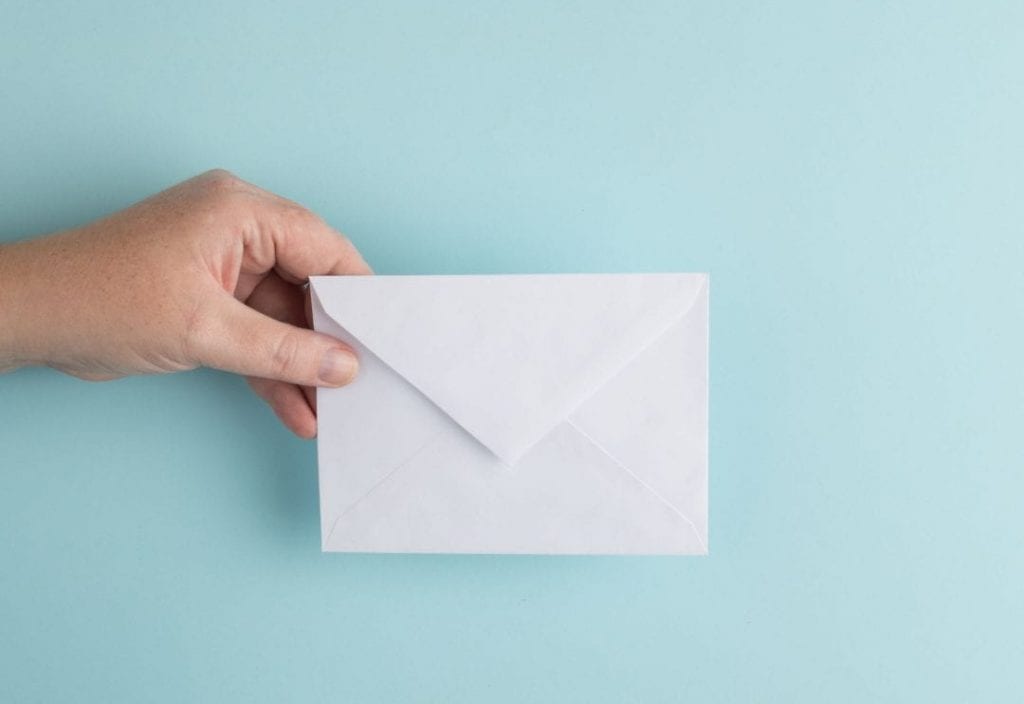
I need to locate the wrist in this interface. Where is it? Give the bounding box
[0,238,53,371]
[0,242,26,370]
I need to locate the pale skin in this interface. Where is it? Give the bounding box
[0,169,369,439]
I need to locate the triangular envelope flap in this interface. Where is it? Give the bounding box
[311,274,706,464]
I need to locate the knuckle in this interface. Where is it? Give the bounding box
[200,168,240,190]
[198,169,248,212]
[285,203,323,231]
[269,331,304,379]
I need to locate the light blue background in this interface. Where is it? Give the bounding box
[1,2,1022,701]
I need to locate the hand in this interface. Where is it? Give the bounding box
[0,169,370,438]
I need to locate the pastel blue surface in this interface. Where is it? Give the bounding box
[1,2,1022,701]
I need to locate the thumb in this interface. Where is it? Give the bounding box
[195,294,358,387]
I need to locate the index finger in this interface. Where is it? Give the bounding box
[230,176,373,282]
[265,204,373,283]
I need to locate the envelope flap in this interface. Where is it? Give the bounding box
[310,273,707,465]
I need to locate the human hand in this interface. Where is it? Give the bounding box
[0,169,370,438]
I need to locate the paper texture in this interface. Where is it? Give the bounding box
[311,273,708,555]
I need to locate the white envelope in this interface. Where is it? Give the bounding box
[310,273,708,555]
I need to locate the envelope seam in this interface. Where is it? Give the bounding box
[509,276,708,462]
[322,431,444,550]
[565,419,708,553]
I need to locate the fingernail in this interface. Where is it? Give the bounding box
[318,348,358,386]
